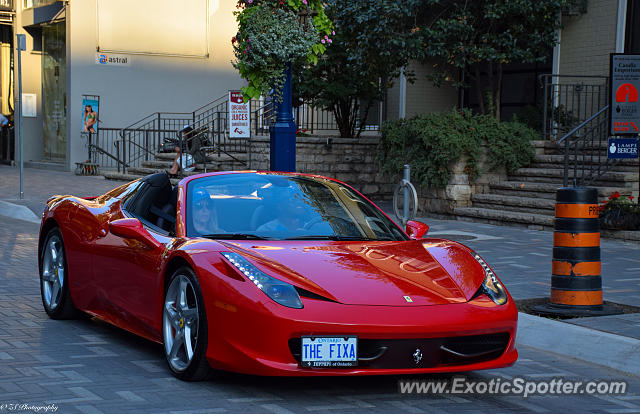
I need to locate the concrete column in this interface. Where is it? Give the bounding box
[616,0,628,53]
[398,68,406,119]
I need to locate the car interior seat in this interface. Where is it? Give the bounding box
[131,172,175,233]
[249,188,278,230]
[155,186,178,233]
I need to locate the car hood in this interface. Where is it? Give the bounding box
[219,239,486,306]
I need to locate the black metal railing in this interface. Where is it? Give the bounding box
[559,105,618,187]
[88,94,381,174]
[540,74,609,141]
[89,127,123,170]
[253,101,381,136]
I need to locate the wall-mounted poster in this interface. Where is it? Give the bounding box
[81,96,100,133]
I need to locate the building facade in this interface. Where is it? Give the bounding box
[13,0,243,170]
[5,0,640,172]
[389,0,640,123]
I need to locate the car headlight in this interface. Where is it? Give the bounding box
[472,253,508,305]
[221,252,303,309]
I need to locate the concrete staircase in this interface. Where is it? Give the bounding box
[103,148,250,185]
[454,140,639,229]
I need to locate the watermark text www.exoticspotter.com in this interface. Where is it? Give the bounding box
[0,404,58,413]
[398,377,627,398]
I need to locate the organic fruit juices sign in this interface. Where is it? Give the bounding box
[229,91,250,138]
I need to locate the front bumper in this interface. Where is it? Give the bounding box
[202,276,518,376]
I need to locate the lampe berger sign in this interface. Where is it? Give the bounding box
[610,54,640,135]
[96,53,131,67]
[229,91,250,138]
[608,138,639,159]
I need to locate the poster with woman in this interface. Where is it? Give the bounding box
[81,96,100,133]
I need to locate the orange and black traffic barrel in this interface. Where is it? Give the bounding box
[534,187,621,317]
[552,187,601,308]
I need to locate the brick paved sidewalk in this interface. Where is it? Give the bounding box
[0,165,127,216]
[2,165,639,333]
[1,168,640,413]
[0,216,639,414]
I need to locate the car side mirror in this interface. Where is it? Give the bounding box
[406,220,429,240]
[109,218,162,249]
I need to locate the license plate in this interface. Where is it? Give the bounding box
[301,336,358,367]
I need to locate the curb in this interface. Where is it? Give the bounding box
[516,312,640,377]
[0,200,41,224]
[601,229,640,242]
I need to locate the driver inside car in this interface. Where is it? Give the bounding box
[192,189,223,235]
[256,190,332,235]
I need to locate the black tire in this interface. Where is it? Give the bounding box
[162,266,211,381]
[39,227,78,319]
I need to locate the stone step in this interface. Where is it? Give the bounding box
[509,168,637,187]
[142,158,244,170]
[453,207,554,229]
[532,140,556,150]
[470,194,556,216]
[126,167,207,177]
[142,160,173,169]
[103,171,181,186]
[529,162,638,173]
[534,139,626,158]
[489,181,633,200]
[513,168,637,182]
[507,174,637,187]
[154,151,248,162]
[534,154,639,166]
[532,155,639,172]
[127,167,165,176]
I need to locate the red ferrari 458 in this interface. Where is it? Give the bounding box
[39,171,517,380]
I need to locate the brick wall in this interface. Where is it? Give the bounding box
[559,0,618,77]
[386,61,459,121]
[405,61,459,118]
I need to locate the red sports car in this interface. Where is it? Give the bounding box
[39,171,518,380]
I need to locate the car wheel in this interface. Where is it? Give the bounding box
[39,227,78,319]
[163,266,211,381]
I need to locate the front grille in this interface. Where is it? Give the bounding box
[288,333,510,369]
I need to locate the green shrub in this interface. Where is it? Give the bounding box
[378,109,537,188]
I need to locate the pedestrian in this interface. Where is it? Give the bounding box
[168,126,197,176]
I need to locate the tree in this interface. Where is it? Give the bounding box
[418,0,572,120]
[295,0,424,138]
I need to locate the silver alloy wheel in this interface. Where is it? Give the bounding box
[41,234,65,310]
[163,274,200,372]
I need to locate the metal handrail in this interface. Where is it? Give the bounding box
[559,105,615,187]
[88,144,128,167]
[558,105,609,144]
[540,74,609,141]
[193,95,228,116]
[538,73,610,87]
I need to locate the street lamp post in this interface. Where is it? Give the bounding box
[269,63,297,172]
[17,34,26,200]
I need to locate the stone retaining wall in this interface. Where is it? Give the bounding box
[247,136,504,215]
[249,136,397,197]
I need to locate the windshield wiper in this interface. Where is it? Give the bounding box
[285,235,394,241]
[200,233,272,240]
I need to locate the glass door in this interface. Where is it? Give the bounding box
[42,21,66,162]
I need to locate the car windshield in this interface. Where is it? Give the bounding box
[185,173,407,241]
